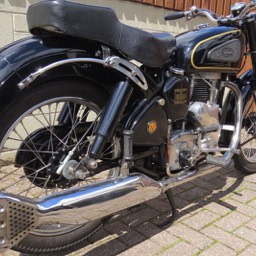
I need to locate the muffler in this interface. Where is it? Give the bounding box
[0,173,163,252]
[0,165,218,252]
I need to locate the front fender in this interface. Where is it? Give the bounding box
[0,35,121,113]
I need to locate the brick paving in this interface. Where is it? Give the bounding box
[4,166,256,256]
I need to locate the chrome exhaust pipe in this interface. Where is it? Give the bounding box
[0,174,163,252]
[0,165,218,252]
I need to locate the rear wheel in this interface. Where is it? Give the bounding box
[0,79,120,255]
[234,94,256,174]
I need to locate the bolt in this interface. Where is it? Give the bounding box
[87,159,98,169]
[0,205,5,214]
[157,98,165,106]
[0,221,5,228]
[75,169,88,180]
[0,237,5,245]
[131,70,137,77]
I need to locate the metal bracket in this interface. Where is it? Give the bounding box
[105,57,147,90]
[18,56,148,91]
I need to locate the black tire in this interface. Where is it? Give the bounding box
[0,79,118,255]
[234,94,256,174]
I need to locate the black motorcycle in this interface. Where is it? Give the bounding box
[0,1,255,255]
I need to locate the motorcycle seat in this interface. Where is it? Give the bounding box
[27,0,176,67]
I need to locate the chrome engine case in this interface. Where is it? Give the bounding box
[168,101,221,173]
[189,101,220,149]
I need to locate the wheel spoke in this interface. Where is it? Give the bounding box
[0,94,120,237]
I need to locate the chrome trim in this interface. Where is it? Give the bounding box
[169,67,185,75]
[105,57,147,90]
[221,125,235,131]
[221,81,243,160]
[17,56,148,91]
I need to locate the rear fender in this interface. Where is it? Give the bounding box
[0,35,123,113]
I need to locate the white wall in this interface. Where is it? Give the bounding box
[0,0,209,47]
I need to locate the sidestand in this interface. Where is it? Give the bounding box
[158,188,178,228]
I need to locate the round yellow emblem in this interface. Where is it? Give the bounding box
[147,121,158,134]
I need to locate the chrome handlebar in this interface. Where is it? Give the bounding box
[184,1,256,25]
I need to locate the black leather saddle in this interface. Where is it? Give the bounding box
[27,0,176,67]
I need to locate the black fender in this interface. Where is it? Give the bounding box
[0,35,125,114]
[220,69,255,146]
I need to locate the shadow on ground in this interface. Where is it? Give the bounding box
[72,166,245,256]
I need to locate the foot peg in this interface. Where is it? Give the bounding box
[206,155,234,169]
[201,124,219,134]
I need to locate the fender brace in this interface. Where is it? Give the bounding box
[18,56,148,90]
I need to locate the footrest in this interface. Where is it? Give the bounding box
[206,155,234,169]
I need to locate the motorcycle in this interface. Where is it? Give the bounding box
[0,0,255,255]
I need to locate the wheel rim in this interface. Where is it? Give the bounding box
[0,96,120,236]
[240,96,256,163]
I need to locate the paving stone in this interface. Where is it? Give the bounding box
[173,196,191,209]
[145,196,172,213]
[246,218,256,231]
[234,226,256,244]
[200,169,222,181]
[203,201,232,216]
[178,186,210,202]
[182,209,220,230]
[178,181,196,190]
[231,189,256,203]
[121,206,160,227]
[244,173,256,183]
[105,220,146,247]
[248,197,256,209]
[198,243,236,256]
[215,212,250,232]
[239,244,256,256]
[83,238,127,256]
[117,239,161,256]
[169,223,213,250]
[224,198,256,217]
[191,177,220,192]
[159,241,199,256]
[240,180,256,191]
[172,186,185,195]
[136,221,179,247]
[202,225,249,251]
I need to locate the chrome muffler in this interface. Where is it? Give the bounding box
[0,165,218,252]
[0,173,163,252]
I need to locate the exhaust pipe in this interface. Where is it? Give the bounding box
[0,165,218,252]
[0,174,163,252]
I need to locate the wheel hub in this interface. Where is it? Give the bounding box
[15,127,78,189]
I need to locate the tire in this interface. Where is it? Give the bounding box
[0,78,120,255]
[234,94,256,174]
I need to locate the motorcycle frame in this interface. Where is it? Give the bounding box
[0,16,255,177]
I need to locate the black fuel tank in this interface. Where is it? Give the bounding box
[176,26,245,73]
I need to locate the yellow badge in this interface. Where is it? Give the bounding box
[147,121,158,134]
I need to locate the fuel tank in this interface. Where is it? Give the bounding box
[176,26,245,73]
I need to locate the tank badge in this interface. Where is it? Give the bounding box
[222,48,234,57]
[147,121,158,134]
[174,88,188,104]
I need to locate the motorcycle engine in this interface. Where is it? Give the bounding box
[168,77,221,172]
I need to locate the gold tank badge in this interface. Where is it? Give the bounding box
[147,121,158,134]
